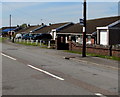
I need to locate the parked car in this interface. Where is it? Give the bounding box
[33,33,52,40]
[22,33,36,40]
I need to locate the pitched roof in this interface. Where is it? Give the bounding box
[56,22,74,31]
[2,28,16,32]
[111,23,120,28]
[17,25,41,33]
[1,26,17,33]
[58,16,120,34]
[108,20,120,28]
[33,23,69,34]
[86,16,120,34]
[1,26,17,31]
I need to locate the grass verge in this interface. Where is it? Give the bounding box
[16,41,38,46]
[15,41,49,48]
[0,37,7,42]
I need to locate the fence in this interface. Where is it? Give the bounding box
[11,37,55,49]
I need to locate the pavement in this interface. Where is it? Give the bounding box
[64,55,119,70]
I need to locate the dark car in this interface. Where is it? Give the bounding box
[33,33,52,40]
[22,33,36,40]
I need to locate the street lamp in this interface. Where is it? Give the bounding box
[82,0,87,57]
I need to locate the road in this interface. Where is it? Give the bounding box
[1,41,119,96]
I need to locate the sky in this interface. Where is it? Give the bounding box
[0,0,119,27]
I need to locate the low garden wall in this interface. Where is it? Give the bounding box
[69,41,120,57]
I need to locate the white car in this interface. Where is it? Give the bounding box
[15,33,22,39]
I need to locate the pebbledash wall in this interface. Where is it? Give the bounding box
[69,41,120,57]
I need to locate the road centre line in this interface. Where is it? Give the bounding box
[1,53,17,60]
[27,64,64,81]
[1,52,64,81]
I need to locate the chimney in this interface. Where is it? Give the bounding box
[28,24,30,27]
[41,23,44,26]
[17,25,19,27]
[49,23,52,26]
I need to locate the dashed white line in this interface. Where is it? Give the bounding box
[1,53,17,60]
[95,93,107,97]
[27,64,64,81]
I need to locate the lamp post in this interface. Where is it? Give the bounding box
[82,0,87,57]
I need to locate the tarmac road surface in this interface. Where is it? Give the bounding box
[1,42,119,96]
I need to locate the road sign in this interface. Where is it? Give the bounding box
[80,19,84,25]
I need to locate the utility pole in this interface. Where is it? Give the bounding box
[82,0,87,57]
[9,14,11,39]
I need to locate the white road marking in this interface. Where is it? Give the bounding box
[1,53,17,60]
[95,93,107,97]
[27,64,64,81]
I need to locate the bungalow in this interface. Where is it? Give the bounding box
[97,20,120,45]
[32,22,73,40]
[50,22,74,40]
[1,26,17,36]
[56,16,120,50]
[16,25,41,34]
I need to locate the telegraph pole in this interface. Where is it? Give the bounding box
[82,0,87,57]
[9,14,11,39]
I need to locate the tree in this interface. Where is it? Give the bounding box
[20,23,27,28]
